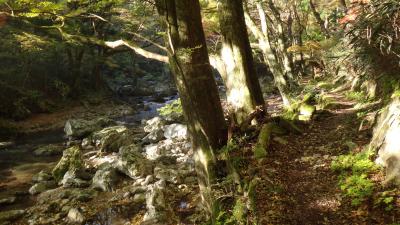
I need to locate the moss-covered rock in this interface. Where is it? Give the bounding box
[52,146,83,182]
[92,126,132,152]
[64,117,115,139]
[298,103,316,121]
[115,145,153,179]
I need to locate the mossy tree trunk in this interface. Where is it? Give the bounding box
[155,0,227,220]
[217,0,265,125]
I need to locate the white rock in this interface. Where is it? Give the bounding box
[67,208,84,223]
[163,124,188,140]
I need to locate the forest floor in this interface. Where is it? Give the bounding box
[255,92,400,225]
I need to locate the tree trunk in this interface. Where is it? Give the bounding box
[267,0,295,84]
[309,0,330,38]
[339,0,347,11]
[244,3,292,106]
[155,0,227,220]
[218,0,264,125]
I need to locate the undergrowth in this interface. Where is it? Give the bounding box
[331,148,398,210]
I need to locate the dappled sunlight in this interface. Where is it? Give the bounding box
[309,196,341,212]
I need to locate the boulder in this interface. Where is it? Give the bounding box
[144,144,163,160]
[64,117,115,139]
[91,163,119,192]
[142,180,173,225]
[92,126,132,152]
[371,97,400,185]
[33,144,64,156]
[29,181,56,195]
[163,124,188,140]
[114,145,153,179]
[144,117,165,133]
[67,208,84,224]
[52,146,83,182]
[61,170,91,188]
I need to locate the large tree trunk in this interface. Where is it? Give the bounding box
[155,0,227,220]
[218,0,264,125]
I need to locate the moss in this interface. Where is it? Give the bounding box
[157,99,183,118]
[232,199,246,222]
[253,123,273,159]
[299,103,316,116]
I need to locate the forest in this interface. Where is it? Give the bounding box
[0,0,399,224]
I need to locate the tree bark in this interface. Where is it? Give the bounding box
[155,0,227,220]
[217,0,265,125]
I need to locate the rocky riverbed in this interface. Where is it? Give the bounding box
[0,96,206,225]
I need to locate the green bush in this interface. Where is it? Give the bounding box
[340,174,374,206]
[157,99,183,118]
[332,149,378,206]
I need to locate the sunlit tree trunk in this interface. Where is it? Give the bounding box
[244,3,292,106]
[217,0,264,125]
[267,0,295,84]
[155,0,227,220]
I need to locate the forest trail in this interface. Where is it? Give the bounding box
[256,93,387,225]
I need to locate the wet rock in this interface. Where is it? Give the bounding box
[33,144,64,156]
[67,208,84,224]
[144,117,165,133]
[52,146,83,182]
[0,210,25,224]
[163,124,188,140]
[115,145,153,179]
[92,126,132,152]
[0,197,16,206]
[29,181,56,195]
[64,117,115,139]
[92,163,119,192]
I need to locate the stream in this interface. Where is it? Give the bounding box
[0,95,177,215]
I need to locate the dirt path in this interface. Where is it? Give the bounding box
[255,94,395,224]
